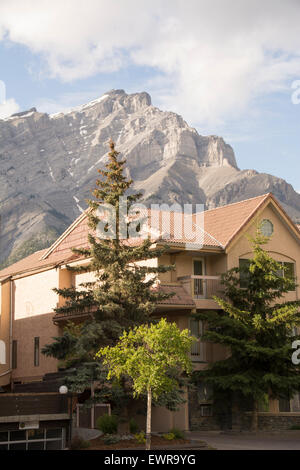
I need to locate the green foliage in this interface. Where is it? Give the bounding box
[129,418,139,434]
[195,229,300,410]
[96,414,118,434]
[42,141,174,401]
[163,432,175,440]
[102,434,121,445]
[134,431,146,444]
[69,436,91,450]
[169,428,184,439]
[98,318,195,400]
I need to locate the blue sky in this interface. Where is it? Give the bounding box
[0,0,300,191]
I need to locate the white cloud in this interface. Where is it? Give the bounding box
[1,0,300,124]
[0,98,19,118]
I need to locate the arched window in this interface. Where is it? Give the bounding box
[0,340,6,365]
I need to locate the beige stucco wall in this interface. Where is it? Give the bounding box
[12,313,61,382]
[14,269,59,320]
[74,270,96,289]
[12,269,60,382]
[0,281,11,386]
[227,204,300,302]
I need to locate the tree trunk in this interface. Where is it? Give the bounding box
[251,399,258,432]
[146,387,152,450]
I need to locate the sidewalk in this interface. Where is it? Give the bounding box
[185,430,300,450]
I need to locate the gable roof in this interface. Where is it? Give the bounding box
[1,193,299,280]
[41,193,271,260]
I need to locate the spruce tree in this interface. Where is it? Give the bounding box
[42,140,174,403]
[195,229,300,431]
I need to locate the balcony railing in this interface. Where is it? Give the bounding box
[0,393,69,418]
[178,275,223,300]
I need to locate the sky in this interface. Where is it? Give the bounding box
[0,0,299,190]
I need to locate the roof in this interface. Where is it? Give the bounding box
[0,249,50,280]
[1,192,299,280]
[41,193,272,260]
[0,249,83,281]
[155,283,196,307]
[52,283,195,322]
[201,193,270,248]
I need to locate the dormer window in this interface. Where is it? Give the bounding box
[261,219,274,237]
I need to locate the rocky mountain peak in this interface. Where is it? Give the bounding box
[0,90,299,267]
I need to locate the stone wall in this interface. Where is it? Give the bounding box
[189,414,220,431]
[242,412,300,431]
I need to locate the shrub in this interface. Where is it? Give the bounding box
[102,434,121,445]
[96,414,118,434]
[134,431,146,444]
[163,432,175,441]
[289,425,300,430]
[69,436,91,450]
[129,418,139,434]
[169,428,184,439]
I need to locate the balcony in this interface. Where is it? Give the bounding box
[0,393,69,419]
[178,275,224,302]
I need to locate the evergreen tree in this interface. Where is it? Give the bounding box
[194,229,300,431]
[42,140,174,402]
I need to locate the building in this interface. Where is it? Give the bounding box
[1,192,300,440]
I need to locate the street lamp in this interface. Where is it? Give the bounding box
[59,385,72,447]
[59,385,68,395]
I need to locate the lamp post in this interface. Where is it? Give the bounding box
[59,385,72,447]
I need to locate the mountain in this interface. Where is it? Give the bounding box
[0,89,300,266]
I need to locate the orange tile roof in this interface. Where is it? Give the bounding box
[1,192,295,280]
[201,193,270,248]
[0,249,82,280]
[0,249,49,280]
[155,283,195,307]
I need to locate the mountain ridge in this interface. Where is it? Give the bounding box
[0,89,299,266]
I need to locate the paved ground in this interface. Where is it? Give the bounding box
[186,430,300,450]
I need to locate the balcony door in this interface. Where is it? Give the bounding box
[193,258,206,298]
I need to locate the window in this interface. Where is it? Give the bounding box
[200,405,213,417]
[12,340,17,369]
[0,428,66,450]
[197,382,213,402]
[34,337,39,367]
[261,219,274,237]
[189,318,205,361]
[277,262,295,279]
[276,262,296,291]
